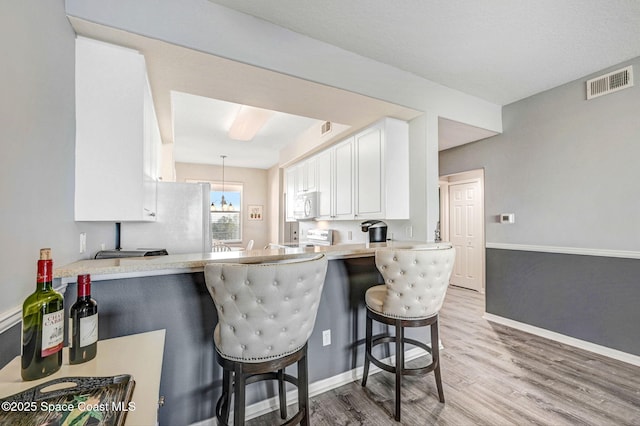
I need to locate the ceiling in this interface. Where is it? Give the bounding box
[171,92,322,169]
[208,0,640,105]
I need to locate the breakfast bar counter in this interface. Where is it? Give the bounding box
[55,241,433,281]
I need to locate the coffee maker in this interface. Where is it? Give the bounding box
[360,220,388,243]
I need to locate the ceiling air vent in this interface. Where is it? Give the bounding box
[321,121,332,135]
[586,65,633,100]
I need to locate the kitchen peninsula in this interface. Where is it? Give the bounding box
[55,242,425,280]
[54,242,441,426]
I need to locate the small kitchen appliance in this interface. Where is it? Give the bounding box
[293,192,318,220]
[299,228,333,247]
[94,248,168,259]
[361,220,388,243]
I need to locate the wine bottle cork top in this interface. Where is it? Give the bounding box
[39,248,52,260]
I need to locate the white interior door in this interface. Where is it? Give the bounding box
[449,181,483,291]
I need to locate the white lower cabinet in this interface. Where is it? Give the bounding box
[74,37,159,222]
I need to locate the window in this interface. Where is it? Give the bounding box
[209,182,242,243]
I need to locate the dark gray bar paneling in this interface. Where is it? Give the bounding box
[486,248,640,356]
[0,324,20,369]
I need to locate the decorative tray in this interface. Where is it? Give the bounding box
[0,375,135,426]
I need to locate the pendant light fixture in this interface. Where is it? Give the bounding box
[220,155,228,211]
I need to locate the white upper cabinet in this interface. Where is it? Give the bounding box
[295,157,317,194]
[316,149,333,219]
[284,118,409,222]
[75,37,160,222]
[354,118,409,220]
[333,137,355,219]
[304,156,317,193]
[355,126,383,217]
[285,157,319,222]
[315,137,354,220]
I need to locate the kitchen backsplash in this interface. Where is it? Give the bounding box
[298,219,413,245]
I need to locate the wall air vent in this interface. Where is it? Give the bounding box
[321,121,332,135]
[586,65,633,100]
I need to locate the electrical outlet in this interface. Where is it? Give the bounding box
[348,231,352,241]
[405,226,413,238]
[322,329,331,346]
[79,233,87,253]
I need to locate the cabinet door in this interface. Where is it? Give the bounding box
[285,167,297,222]
[294,164,304,194]
[334,138,355,219]
[355,125,383,218]
[305,156,317,192]
[143,76,161,181]
[75,37,158,221]
[316,149,333,219]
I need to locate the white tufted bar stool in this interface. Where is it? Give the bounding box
[204,254,328,426]
[361,245,455,422]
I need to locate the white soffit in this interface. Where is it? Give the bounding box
[439,118,498,151]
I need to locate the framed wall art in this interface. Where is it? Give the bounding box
[248,205,263,221]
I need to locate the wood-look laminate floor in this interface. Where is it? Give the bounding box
[249,286,640,425]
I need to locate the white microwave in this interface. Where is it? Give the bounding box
[293,192,318,220]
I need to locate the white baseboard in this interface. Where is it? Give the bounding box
[483,313,640,367]
[0,305,22,335]
[485,242,640,259]
[188,347,428,426]
[0,283,68,334]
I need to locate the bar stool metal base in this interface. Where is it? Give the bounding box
[216,344,310,426]
[361,308,444,422]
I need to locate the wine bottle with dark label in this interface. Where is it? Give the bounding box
[69,274,98,364]
[21,248,64,381]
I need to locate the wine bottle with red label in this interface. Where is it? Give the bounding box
[69,274,98,364]
[21,248,64,381]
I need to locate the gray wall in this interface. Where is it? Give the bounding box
[0,0,115,321]
[440,58,640,355]
[487,249,640,356]
[440,57,640,251]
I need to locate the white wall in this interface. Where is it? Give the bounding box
[440,58,640,251]
[175,162,269,249]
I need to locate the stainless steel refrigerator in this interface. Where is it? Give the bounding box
[121,182,212,254]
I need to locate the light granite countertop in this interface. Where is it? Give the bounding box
[56,241,447,282]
